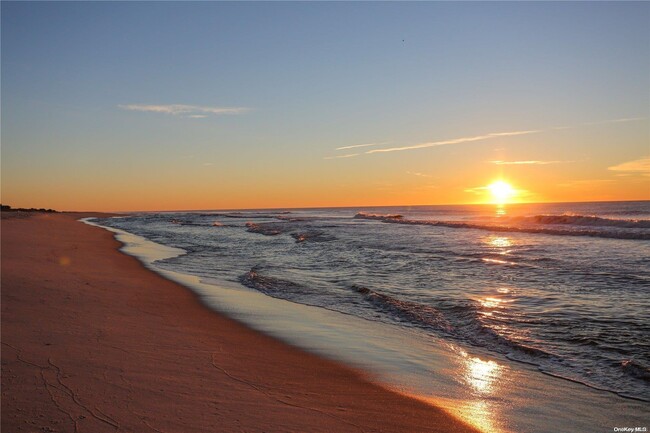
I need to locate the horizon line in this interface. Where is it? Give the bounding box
[31,198,650,214]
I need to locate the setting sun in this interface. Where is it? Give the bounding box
[487,181,515,204]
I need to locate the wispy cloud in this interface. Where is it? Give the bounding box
[609,117,645,123]
[119,104,249,117]
[464,186,489,194]
[323,153,360,160]
[406,171,432,177]
[323,115,645,160]
[557,179,616,187]
[582,117,646,126]
[550,117,645,130]
[336,142,390,151]
[365,130,540,154]
[608,157,650,173]
[488,160,571,165]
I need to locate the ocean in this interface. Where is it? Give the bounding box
[90,201,650,432]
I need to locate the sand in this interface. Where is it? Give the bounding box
[1,212,479,433]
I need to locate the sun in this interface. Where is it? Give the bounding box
[487,180,515,204]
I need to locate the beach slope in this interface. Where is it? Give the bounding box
[1,213,478,433]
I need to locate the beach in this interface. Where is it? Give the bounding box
[1,212,479,433]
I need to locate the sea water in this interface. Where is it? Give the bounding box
[91,201,650,432]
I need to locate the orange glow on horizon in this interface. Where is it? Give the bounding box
[3,167,648,212]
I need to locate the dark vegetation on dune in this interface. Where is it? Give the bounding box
[1,204,57,213]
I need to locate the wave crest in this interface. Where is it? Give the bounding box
[353,213,650,240]
[517,214,650,229]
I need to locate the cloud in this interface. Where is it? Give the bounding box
[322,115,644,160]
[582,117,646,126]
[557,179,615,187]
[365,130,540,154]
[608,157,650,173]
[609,117,645,123]
[488,160,570,165]
[464,186,489,194]
[336,142,390,151]
[406,171,432,177]
[119,104,249,117]
[323,153,360,160]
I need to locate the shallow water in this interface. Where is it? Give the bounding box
[90,201,650,431]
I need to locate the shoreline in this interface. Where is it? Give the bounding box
[75,212,650,433]
[1,212,480,432]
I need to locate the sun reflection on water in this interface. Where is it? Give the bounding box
[487,236,512,248]
[477,296,513,309]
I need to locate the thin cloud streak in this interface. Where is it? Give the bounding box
[557,179,616,187]
[582,117,646,126]
[610,117,645,123]
[324,115,644,160]
[608,157,650,173]
[323,153,360,160]
[336,142,389,151]
[406,171,432,177]
[119,104,249,116]
[489,160,570,165]
[366,130,540,154]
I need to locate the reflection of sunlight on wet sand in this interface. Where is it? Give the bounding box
[457,400,504,433]
[457,352,506,432]
[393,346,509,433]
[403,393,507,433]
[465,355,501,393]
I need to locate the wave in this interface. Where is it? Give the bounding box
[621,359,650,383]
[169,218,209,226]
[350,285,552,362]
[353,212,403,221]
[515,214,650,229]
[351,285,453,332]
[245,222,285,236]
[238,268,310,299]
[291,230,335,243]
[353,213,650,240]
[212,212,290,219]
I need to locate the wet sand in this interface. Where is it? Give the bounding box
[1,212,480,433]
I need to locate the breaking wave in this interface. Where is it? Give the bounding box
[351,285,552,362]
[239,267,307,297]
[515,214,650,229]
[353,213,650,240]
[245,222,286,236]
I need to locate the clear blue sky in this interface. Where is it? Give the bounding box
[2,2,649,210]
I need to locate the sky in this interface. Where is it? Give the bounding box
[2,1,649,211]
